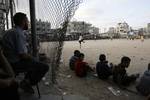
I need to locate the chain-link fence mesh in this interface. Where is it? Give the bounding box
[13,0,83,83]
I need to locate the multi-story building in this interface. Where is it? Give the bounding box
[147,23,150,35]
[89,26,99,34]
[0,0,10,37]
[116,22,130,37]
[0,0,9,14]
[108,27,116,34]
[0,11,4,36]
[138,28,147,36]
[108,27,117,37]
[67,21,92,36]
[36,19,51,34]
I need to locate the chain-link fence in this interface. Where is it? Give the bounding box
[12,0,83,83]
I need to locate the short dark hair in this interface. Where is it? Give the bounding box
[121,56,131,63]
[99,54,106,61]
[74,50,80,55]
[13,12,27,26]
[79,53,84,58]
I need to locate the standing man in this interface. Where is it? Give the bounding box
[2,12,49,93]
[78,35,84,49]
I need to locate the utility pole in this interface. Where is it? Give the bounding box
[29,0,37,57]
[10,0,13,27]
[6,13,9,29]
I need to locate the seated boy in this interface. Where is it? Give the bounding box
[113,56,139,86]
[0,48,20,100]
[96,54,112,80]
[136,63,150,96]
[75,53,93,77]
[69,50,80,70]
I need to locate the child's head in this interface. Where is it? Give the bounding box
[148,63,150,70]
[79,53,84,61]
[99,54,106,62]
[74,50,80,57]
[121,56,131,68]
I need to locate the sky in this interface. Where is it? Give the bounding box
[73,0,150,31]
[13,0,150,30]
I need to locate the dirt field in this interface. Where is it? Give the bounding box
[57,39,150,100]
[40,39,150,100]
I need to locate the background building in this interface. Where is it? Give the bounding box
[89,26,99,35]
[138,28,147,36]
[36,19,51,34]
[116,22,130,37]
[108,27,117,37]
[66,21,101,40]
[67,21,92,36]
[147,23,150,35]
[0,0,10,38]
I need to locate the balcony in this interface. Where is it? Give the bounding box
[0,3,6,12]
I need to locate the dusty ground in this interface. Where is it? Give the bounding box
[56,63,145,100]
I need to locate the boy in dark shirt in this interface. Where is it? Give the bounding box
[96,54,112,80]
[136,63,150,96]
[69,50,80,70]
[113,56,139,86]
